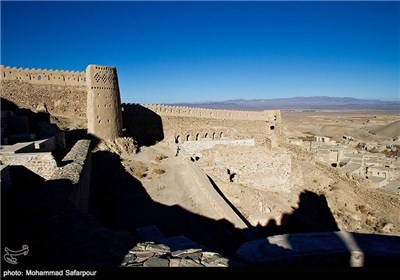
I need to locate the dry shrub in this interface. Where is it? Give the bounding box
[356,204,367,214]
[131,162,148,178]
[153,168,166,175]
[156,154,168,162]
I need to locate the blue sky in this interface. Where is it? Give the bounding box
[1,1,399,103]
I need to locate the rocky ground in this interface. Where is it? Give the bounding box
[121,241,237,267]
[115,110,400,242]
[281,111,400,235]
[46,110,399,266]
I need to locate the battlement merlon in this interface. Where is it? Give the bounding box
[0,65,86,86]
[0,64,282,124]
[134,103,281,122]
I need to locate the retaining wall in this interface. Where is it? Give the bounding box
[50,139,92,214]
[0,152,58,180]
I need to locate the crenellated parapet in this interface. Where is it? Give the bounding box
[0,65,86,86]
[122,103,281,122]
[1,63,283,147]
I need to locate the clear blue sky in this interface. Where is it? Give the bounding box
[1,1,399,103]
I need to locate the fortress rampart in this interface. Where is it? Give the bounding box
[122,103,282,147]
[0,66,87,117]
[1,64,283,146]
[0,65,86,86]
[130,103,281,122]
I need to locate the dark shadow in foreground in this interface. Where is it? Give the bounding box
[2,143,399,269]
[252,190,340,237]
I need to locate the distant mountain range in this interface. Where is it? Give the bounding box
[167,96,400,111]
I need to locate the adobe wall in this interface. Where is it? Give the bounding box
[0,66,87,117]
[202,146,291,192]
[50,139,92,214]
[0,64,284,147]
[122,103,282,147]
[139,103,281,121]
[86,65,122,141]
[181,139,255,155]
[0,152,58,180]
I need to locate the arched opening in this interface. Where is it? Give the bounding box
[212,132,216,140]
[331,163,337,168]
[220,132,224,139]
[274,116,277,121]
[204,133,209,139]
[175,136,181,144]
[38,76,42,81]
[195,133,199,141]
[186,134,191,141]
[270,125,275,131]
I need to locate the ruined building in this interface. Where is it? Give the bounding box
[1,64,399,268]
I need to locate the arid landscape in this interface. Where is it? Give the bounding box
[114,110,400,241]
[2,1,400,274]
[1,65,400,269]
[48,107,400,238]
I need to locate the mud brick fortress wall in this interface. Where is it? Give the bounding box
[1,64,283,146]
[86,65,123,140]
[122,103,283,147]
[0,66,87,117]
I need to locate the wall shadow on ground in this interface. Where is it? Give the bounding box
[2,149,398,269]
[90,151,244,257]
[121,104,164,147]
[233,188,400,267]
[1,103,394,269]
[252,190,340,237]
[1,149,246,269]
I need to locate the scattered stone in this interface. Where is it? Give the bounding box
[168,258,181,267]
[171,248,202,258]
[125,262,144,267]
[131,251,155,263]
[129,243,147,252]
[178,258,204,267]
[143,257,169,267]
[145,243,170,256]
[201,252,229,267]
[186,252,202,263]
[121,254,137,266]
[160,235,206,251]
[120,240,234,267]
